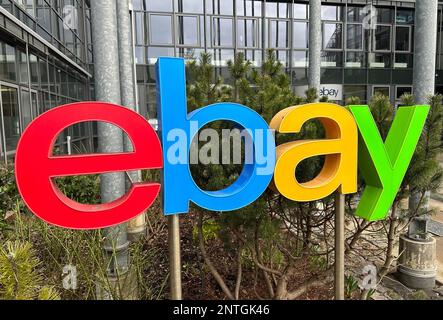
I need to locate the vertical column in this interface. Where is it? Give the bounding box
[308,0,321,92]
[410,0,438,231]
[90,0,129,277]
[117,0,146,240]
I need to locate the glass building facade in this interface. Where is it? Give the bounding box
[0,0,92,163]
[133,0,443,121]
[2,0,443,163]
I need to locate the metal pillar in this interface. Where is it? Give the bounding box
[308,0,321,93]
[334,193,345,300]
[90,0,129,276]
[168,214,182,300]
[410,0,438,236]
[117,0,146,240]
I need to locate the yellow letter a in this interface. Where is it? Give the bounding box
[270,103,358,201]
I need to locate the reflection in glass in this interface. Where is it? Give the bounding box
[293,22,308,49]
[29,54,39,87]
[345,52,365,67]
[395,26,410,52]
[147,47,174,64]
[176,0,203,14]
[293,50,308,67]
[321,5,342,21]
[377,7,393,23]
[293,3,307,20]
[207,0,233,15]
[21,89,32,129]
[1,86,20,154]
[396,86,412,99]
[237,19,257,48]
[213,18,233,47]
[373,86,390,97]
[0,42,16,81]
[177,16,199,46]
[344,85,366,103]
[18,50,28,84]
[36,0,51,32]
[346,24,362,50]
[236,0,261,17]
[374,25,391,51]
[346,6,362,22]
[270,20,289,49]
[145,0,172,12]
[323,23,342,49]
[396,9,414,24]
[150,15,173,45]
[135,12,144,45]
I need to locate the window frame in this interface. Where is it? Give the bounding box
[394,25,412,53]
[236,17,259,49]
[211,16,235,48]
[175,14,201,47]
[268,18,291,50]
[373,23,392,53]
[148,13,174,46]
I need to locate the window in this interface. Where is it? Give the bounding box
[321,5,342,21]
[373,86,390,97]
[377,7,393,24]
[347,6,362,23]
[147,47,174,65]
[212,18,233,47]
[149,15,173,45]
[20,89,32,129]
[293,50,308,68]
[293,3,308,20]
[0,42,16,82]
[176,0,203,14]
[236,0,262,17]
[269,20,289,49]
[36,0,51,32]
[374,25,391,51]
[177,15,200,46]
[396,9,414,24]
[237,18,258,48]
[145,0,172,12]
[345,52,365,68]
[266,2,289,18]
[1,86,20,154]
[396,86,412,100]
[293,22,308,49]
[323,23,342,50]
[344,85,367,103]
[207,0,233,15]
[135,12,145,45]
[18,50,28,84]
[395,26,410,52]
[346,24,363,50]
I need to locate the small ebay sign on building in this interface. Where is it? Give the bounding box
[14,58,429,230]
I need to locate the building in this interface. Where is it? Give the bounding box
[1,0,442,162]
[133,0,443,120]
[0,0,92,163]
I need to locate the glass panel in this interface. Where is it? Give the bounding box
[1,86,20,154]
[177,15,199,46]
[293,3,307,20]
[0,42,17,82]
[147,47,174,64]
[237,19,257,48]
[346,52,365,67]
[269,20,289,49]
[396,86,412,99]
[18,50,28,84]
[145,0,172,12]
[321,5,342,21]
[344,85,367,103]
[36,0,51,32]
[377,7,393,24]
[293,50,308,68]
[29,54,39,87]
[207,0,233,15]
[213,18,233,47]
[373,86,390,97]
[323,23,342,49]
[396,9,414,24]
[176,0,203,14]
[20,89,32,129]
[293,22,308,49]
[346,24,362,50]
[395,26,410,52]
[150,15,173,45]
[374,25,391,51]
[31,91,38,120]
[236,0,262,17]
[135,12,144,45]
[347,6,362,23]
